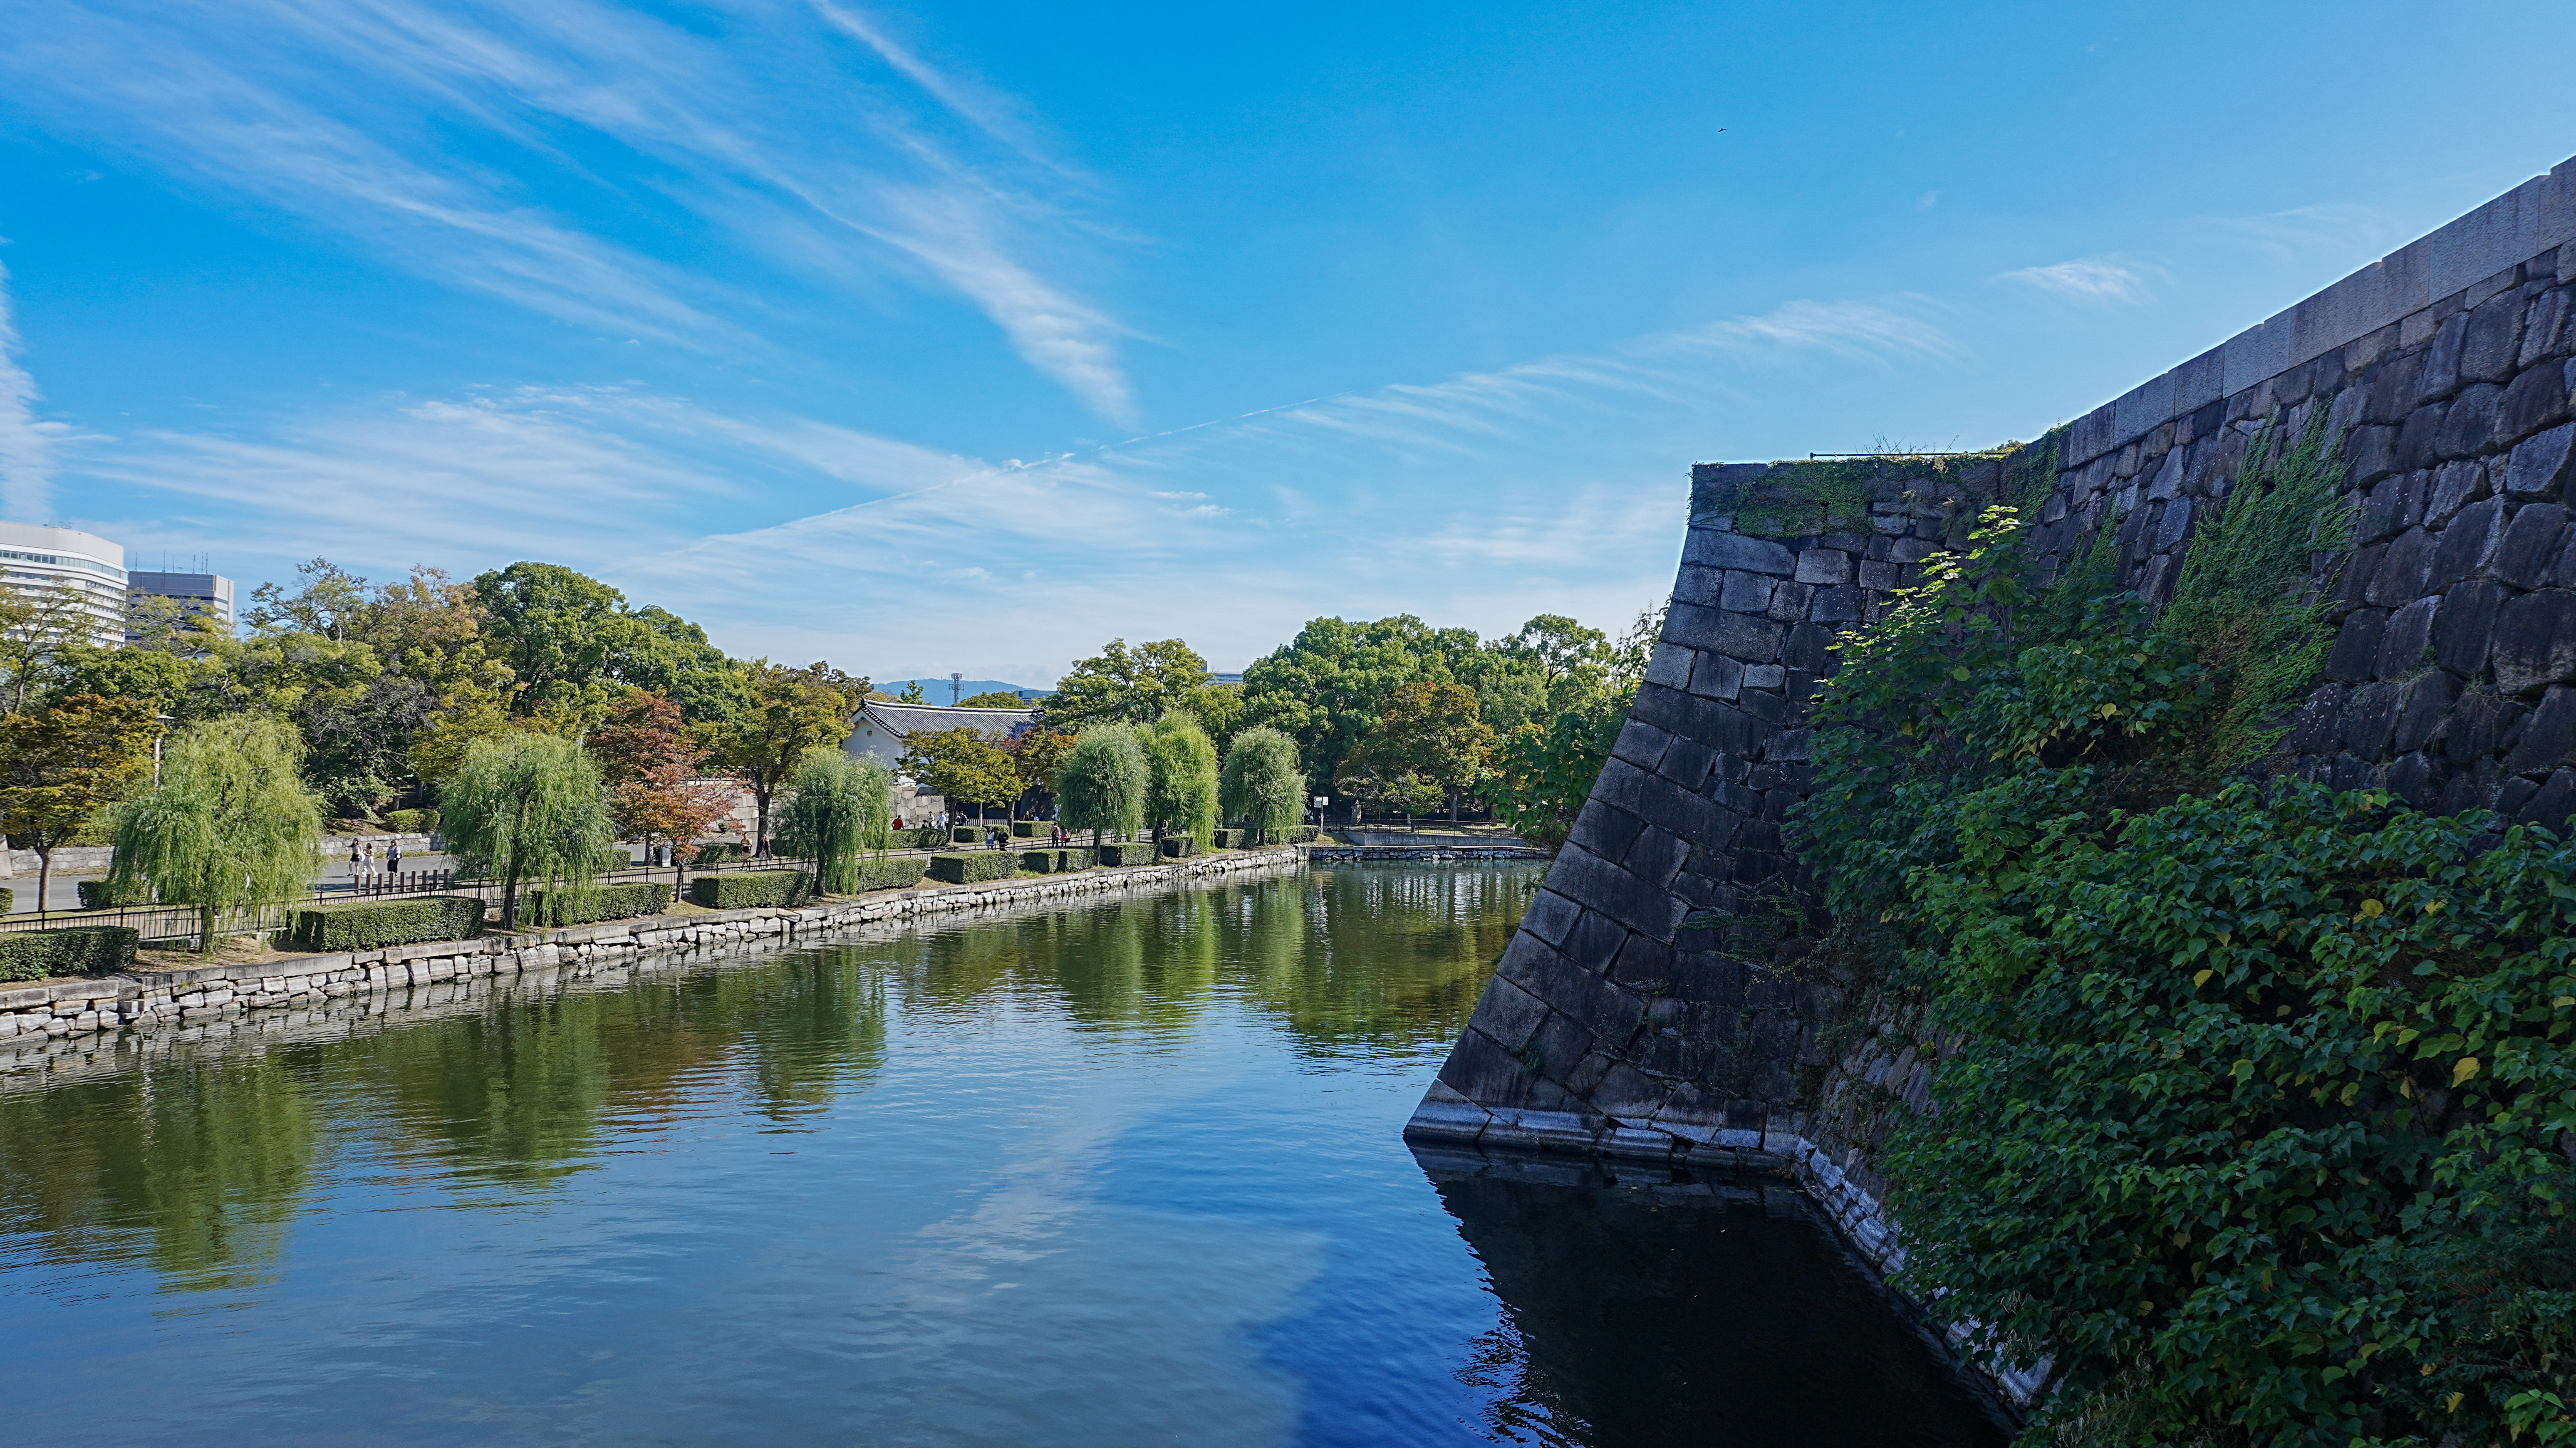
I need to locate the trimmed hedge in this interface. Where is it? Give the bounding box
[1210,826,1316,847]
[853,856,929,893]
[78,878,149,909]
[686,870,812,910]
[0,926,138,982]
[520,881,669,927]
[694,842,751,863]
[1097,841,1161,866]
[928,852,1016,884]
[0,886,14,914]
[1020,848,1095,874]
[289,895,485,952]
[1011,821,1041,837]
[1211,828,1243,849]
[949,827,986,844]
[1159,836,1201,859]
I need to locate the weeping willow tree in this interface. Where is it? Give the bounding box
[776,749,890,895]
[440,733,612,930]
[1220,726,1305,845]
[1143,712,1220,847]
[105,714,324,954]
[1057,725,1147,854]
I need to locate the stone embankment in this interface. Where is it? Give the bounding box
[0,847,1306,1071]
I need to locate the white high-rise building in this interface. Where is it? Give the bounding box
[0,523,129,649]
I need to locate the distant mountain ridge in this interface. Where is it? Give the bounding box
[876,678,1052,703]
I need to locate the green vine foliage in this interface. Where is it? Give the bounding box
[1791,421,2576,1446]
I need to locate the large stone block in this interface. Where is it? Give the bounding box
[2326,610,2388,682]
[2499,361,2571,446]
[2424,459,2490,527]
[1684,530,1796,576]
[2521,287,2573,370]
[2419,312,2469,401]
[2447,690,2531,762]
[2494,589,2576,695]
[2507,421,2576,500]
[2506,686,2576,775]
[2341,681,2403,757]
[2435,579,2508,676]
[1664,602,1784,663]
[2394,671,2461,754]
[2366,527,2437,606]
[2398,403,2449,472]
[1793,549,1853,585]
[2493,503,2568,589]
[2375,595,2441,678]
[1546,842,1681,941]
[2437,383,2505,458]
[2427,496,2507,592]
[2462,290,2529,384]
[1719,569,1777,612]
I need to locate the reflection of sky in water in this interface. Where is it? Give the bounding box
[0,864,2001,1447]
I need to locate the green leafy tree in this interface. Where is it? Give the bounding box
[1240,615,1480,799]
[1143,713,1220,846]
[900,726,1023,824]
[1361,681,1496,822]
[589,689,731,894]
[103,714,323,952]
[244,558,371,640]
[700,661,866,856]
[1048,639,1211,727]
[895,681,928,704]
[1486,700,1624,846]
[1056,726,1147,852]
[1219,726,1305,845]
[777,749,892,894]
[440,733,613,930]
[958,690,1027,709]
[471,562,640,724]
[1007,728,1076,801]
[0,581,107,713]
[0,694,162,918]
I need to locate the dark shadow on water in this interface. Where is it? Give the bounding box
[1412,1144,2014,1448]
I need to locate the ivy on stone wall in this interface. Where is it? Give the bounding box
[1792,420,2576,1447]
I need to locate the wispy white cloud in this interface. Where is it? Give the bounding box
[0,0,1138,415]
[0,262,72,518]
[2000,255,2160,306]
[2180,203,2398,264]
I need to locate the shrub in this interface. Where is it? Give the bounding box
[1159,836,1201,858]
[1098,841,1159,866]
[0,926,137,981]
[853,856,928,893]
[1211,828,1244,849]
[0,886,12,914]
[383,808,437,835]
[695,842,751,864]
[1283,825,1320,844]
[1019,849,1059,874]
[686,870,812,910]
[903,825,946,849]
[927,851,1016,884]
[79,878,149,909]
[1011,821,1040,837]
[288,896,485,952]
[520,881,669,927]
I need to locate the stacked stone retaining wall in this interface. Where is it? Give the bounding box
[1407,153,2576,1399]
[1,847,1305,1074]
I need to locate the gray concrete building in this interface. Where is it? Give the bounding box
[127,570,236,639]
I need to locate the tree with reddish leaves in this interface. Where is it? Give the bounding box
[590,688,731,896]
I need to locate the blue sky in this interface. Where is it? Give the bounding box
[0,0,2570,686]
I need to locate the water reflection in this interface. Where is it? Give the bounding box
[0,865,1513,1291]
[1417,1146,2009,1446]
[0,863,1999,1448]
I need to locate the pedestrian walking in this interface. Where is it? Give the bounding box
[348,839,363,888]
[386,841,401,880]
[363,841,378,879]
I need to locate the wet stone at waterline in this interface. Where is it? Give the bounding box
[0,863,2001,1448]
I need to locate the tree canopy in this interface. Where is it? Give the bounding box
[1048,638,1215,727]
[899,726,1022,819]
[441,732,613,929]
[105,714,323,952]
[699,661,867,854]
[1219,726,1305,845]
[1143,713,1219,846]
[1056,726,1146,849]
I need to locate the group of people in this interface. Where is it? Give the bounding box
[345,837,403,884]
[884,811,1073,851]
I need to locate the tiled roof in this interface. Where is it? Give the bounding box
[857,698,1043,739]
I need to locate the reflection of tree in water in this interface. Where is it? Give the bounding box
[0,864,1537,1295]
[0,1052,315,1293]
[0,960,892,1288]
[1227,864,1537,1060]
[1422,1153,2008,1448]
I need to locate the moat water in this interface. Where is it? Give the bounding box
[0,863,2004,1446]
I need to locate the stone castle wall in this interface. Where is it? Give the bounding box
[1405,153,2576,1277]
